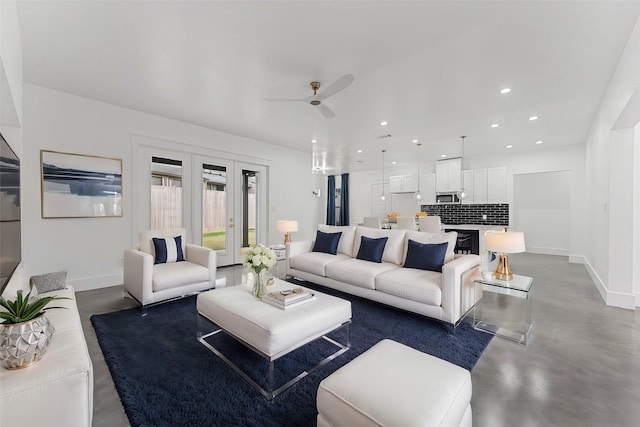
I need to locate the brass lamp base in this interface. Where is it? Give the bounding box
[283,232,292,245]
[494,254,513,281]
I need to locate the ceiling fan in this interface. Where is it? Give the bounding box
[264,74,354,118]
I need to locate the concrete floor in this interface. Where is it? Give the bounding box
[76,254,640,426]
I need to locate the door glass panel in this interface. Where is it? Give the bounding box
[151,156,183,230]
[242,170,257,247]
[202,163,227,250]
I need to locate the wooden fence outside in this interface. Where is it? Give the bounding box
[151,186,255,233]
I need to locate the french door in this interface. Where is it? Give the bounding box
[133,138,268,268]
[192,156,267,266]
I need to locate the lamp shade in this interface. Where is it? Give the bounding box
[484,230,526,254]
[276,220,299,233]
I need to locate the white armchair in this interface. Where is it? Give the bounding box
[124,229,216,307]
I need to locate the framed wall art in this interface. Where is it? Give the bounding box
[40,150,123,218]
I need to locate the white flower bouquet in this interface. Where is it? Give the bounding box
[243,244,278,275]
[243,244,278,298]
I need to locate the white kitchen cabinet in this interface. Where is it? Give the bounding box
[389,174,418,193]
[473,169,488,204]
[435,158,462,192]
[487,166,507,203]
[461,170,474,204]
[389,176,403,193]
[419,173,436,204]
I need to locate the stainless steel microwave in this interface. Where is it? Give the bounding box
[436,193,460,204]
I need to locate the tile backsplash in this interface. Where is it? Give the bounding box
[420,203,509,226]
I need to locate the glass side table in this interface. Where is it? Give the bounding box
[472,274,533,345]
[269,245,287,279]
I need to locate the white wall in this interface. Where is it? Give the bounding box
[513,171,570,256]
[22,84,318,291]
[607,129,635,307]
[349,144,586,260]
[585,15,640,309]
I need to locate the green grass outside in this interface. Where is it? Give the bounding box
[203,229,255,250]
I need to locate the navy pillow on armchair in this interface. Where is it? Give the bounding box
[356,236,388,263]
[312,230,342,255]
[152,236,185,264]
[403,239,448,272]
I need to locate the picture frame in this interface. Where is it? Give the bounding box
[40,150,123,218]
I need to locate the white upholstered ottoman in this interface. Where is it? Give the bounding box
[317,339,472,427]
[197,279,351,399]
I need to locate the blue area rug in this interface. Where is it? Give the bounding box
[91,279,492,427]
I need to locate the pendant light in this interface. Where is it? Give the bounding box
[458,136,467,200]
[414,143,423,200]
[380,149,386,201]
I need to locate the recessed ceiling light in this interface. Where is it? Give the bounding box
[311,139,317,143]
[529,116,539,121]
[536,140,543,145]
[491,123,499,128]
[412,139,418,143]
[506,145,513,149]
[500,88,511,94]
[357,149,363,153]
[441,154,447,158]
[392,161,397,165]
[380,121,388,126]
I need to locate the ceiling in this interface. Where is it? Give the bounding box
[17,1,640,175]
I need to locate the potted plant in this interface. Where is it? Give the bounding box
[0,288,69,369]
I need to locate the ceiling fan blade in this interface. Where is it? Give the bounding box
[262,98,306,102]
[316,103,336,119]
[318,74,354,100]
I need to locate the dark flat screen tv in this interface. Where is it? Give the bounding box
[0,133,20,296]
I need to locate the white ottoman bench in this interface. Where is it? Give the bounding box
[317,339,472,427]
[197,279,352,399]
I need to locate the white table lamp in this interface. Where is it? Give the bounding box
[276,220,299,244]
[484,229,526,281]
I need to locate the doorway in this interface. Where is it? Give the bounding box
[193,156,267,266]
[133,139,268,268]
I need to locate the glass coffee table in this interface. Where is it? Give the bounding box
[472,274,533,345]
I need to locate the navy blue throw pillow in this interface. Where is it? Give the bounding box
[312,230,342,255]
[152,236,185,264]
[356,236,388,263]
[403,239,448,272]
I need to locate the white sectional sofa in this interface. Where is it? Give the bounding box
[288,225,481,325]
[0,286,93,426]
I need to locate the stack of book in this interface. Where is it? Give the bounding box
[262,288,316,310]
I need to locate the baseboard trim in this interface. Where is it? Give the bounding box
[607,291,636,310]
[568,255,585,264]
[583,258,636,310]
[68,273,123,292]
[526,246,569,256]
[584,257,608,305]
